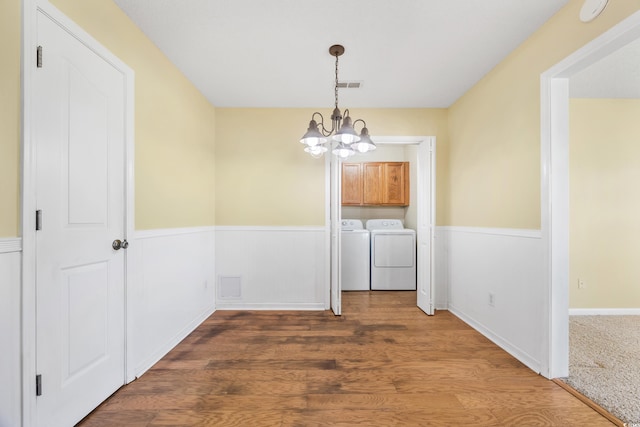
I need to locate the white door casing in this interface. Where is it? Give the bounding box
[540,10,640,379]
[22,2,135,426]
[330,154,342,315]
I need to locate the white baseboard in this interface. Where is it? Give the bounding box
[134,305,215,377]
[215,303,325,311]
[449,305,541,374]
[569,308,640,315]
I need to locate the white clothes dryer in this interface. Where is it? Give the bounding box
[340,219,370,291]
[366,219,416,291]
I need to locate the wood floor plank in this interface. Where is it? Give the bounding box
[491,408,617,427]
[281,408,501,427]
[77,291,615,427]
[456,388,587,409]
[306,393,464,410]
[147,410,284,427]
[393,377,562,394]
[78,410,157,427]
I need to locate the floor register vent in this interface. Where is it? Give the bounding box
[218,275,242,299]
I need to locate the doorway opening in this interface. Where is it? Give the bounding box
[541,10,640,379]
[327,136,436,317]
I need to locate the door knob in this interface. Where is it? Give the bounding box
[112,239,129,250]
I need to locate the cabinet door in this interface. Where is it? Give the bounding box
[341,163,363,205]
[363,163,384,205]
[383,162,409,206]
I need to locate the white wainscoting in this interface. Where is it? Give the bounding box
[0,238,22,427]
[215,227,326,310]
[437,227,544,373]
[434,230,449,310]
[130,227,216,376]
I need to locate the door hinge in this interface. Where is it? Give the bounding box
[36,210,42,231]
[36,374,42,396]
[37,45,43,68]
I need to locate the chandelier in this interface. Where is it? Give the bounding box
[300,44,376,158]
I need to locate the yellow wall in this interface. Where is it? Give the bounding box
[5,0,639,234]
[49,0,216,230]
[214,108,448,226]
[0,0,218,234]
[0,0,20,237]
[570,99,640,308]
[447,0,640,229]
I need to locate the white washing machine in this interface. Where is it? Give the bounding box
[341,219,370,291]
[366,219,416,290]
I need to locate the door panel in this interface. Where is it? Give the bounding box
[363,162,383,204]
[67,64,109,224]
[341,163,363,205]
[62,262,109,381]
[417,140,435,315]
[383,162,408,205]
[35,11,126,427]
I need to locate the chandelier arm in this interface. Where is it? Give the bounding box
[311,112,324,125]
[311,112,333,137]
[352,118,367,131]
[319,125,333,137]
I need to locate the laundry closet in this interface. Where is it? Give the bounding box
[340,144,418,291]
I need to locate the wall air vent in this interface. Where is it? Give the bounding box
[336,81,362,89]
[218,275,241,299]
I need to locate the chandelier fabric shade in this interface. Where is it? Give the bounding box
[299,45,376,159]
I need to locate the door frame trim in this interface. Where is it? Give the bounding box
[21,1,136,425]
[540,10,640,379]
[325,135,436,313]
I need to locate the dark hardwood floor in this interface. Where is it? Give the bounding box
[77,291,614,426]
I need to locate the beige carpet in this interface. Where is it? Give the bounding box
[563,315,640,425]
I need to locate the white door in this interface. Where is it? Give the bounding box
[34,10,127,427]
[330,154,342,315]
[417,139,435,315]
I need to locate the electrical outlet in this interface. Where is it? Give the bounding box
[488,293,495,307]
[578,279,585,289]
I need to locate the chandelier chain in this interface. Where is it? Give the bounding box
[334,53,339,109]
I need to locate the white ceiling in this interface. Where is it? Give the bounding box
[113,0,570,108]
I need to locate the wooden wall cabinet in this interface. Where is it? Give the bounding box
[342,162,409,206]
